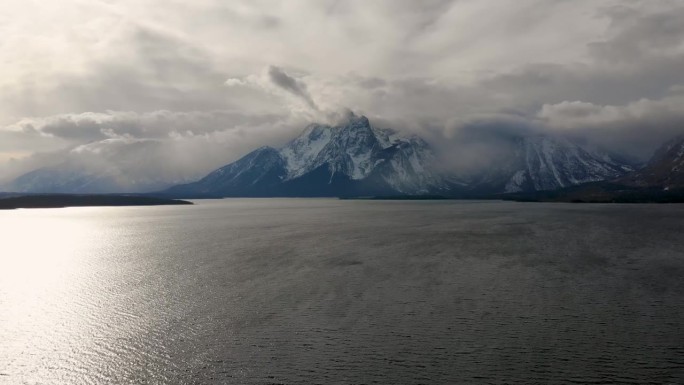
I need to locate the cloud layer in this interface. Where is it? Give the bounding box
[1,0,683,185]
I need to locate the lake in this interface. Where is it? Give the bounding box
[1,199,683,384]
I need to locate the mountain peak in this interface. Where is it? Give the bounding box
[335,110,370,128]
[159,117,637,198]
[164,114,447,197]
[346,113,370,128]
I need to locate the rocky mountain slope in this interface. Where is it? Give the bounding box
[615,135,684,190]
[166,114,634,197]
[502,134,684,203]
[3,140,193,194]
[3,113,640,197]
[7,166,175,194]
[166,114,454,197]
[469,136,634,194]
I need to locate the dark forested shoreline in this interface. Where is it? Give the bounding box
[0,194,192,210]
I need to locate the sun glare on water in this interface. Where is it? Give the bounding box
[0,208,106,381]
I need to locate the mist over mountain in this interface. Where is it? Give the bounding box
[166,113,454,197]
[464,135,633,194]
[5,3,684,384]
[3,139,200,193]
[4,111,681,197]
[1,2,683,196]
[163,114,638,197]
[616,135,684,191]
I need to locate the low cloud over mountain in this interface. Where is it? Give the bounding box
[1,1,683,189]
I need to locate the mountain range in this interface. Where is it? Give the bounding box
[164,113,638,198]
[3,113,682,199]
[509,135,684,203]
[166,114,454,197]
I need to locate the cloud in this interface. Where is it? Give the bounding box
[537,95,684,158]
[3,110,293,142]
[267,66,318,110]
[224,78,248,87]
[0,109,309,184]
[1,1,684,185]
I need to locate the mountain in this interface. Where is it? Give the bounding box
[163,146,287,197]
[9,166,117,194]
[615,135,684,190]
[468,136,634,194]
[166,114,455,197]
[166,114,633,198]
[3,139,195,194]
[4,114,638,197]
[502,134,684,203]
[6,166,174,194]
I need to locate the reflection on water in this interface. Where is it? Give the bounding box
[1,200,683,384]
[1,209,102,383]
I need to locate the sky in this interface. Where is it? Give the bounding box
[1,0,683,185]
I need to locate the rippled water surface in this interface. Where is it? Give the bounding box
[1,199,683,384]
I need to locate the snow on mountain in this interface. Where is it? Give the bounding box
[166,114,637,197]
[5,139,196,194]
[8,165,178,194]
[7,113,638,197]
[279,124,333,179]
[282,114,450,193]
[167,113,450,197]
[289,114,378,180]
[373,135,452,194]
[471,135,634,194]
[166,146,287,197]
[509,136,633,192]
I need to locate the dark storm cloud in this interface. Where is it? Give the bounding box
[267,66,318,110]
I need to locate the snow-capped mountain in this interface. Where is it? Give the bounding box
[9,166,126,194]
[4,139,195,194]
[4,113,638,197]
[166,114,452,197]
[469,135,634,194]
[277,115,449,192]
[7,165,177,194]
[164,146,288,197]
[505,134,684,203]
[166,114,634,197]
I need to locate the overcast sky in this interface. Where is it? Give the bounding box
[1,0,683,182]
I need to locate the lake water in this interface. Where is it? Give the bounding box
[1,199,683,384]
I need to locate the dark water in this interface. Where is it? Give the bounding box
[1,199,683,384]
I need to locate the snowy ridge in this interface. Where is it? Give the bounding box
[276,113,445,191]
[279,124,333,179]
[3,112,648,196]
[163,113,452,197]
[163,114,636,197]
[503,136,633,193]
